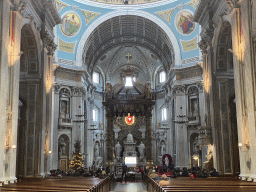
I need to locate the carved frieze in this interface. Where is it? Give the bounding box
[173,85,186,95]
[55,71,81,81]
[71,86,85,96]
[11,0,27,15]
[226,0,240,9]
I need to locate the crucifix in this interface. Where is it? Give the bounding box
[126,53,132,64]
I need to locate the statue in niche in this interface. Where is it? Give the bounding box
[60,100,67,118]
[165,156,169,166]
[145,83,151,99]
[59,137,66,156]
[138,141,145,159]
[191,98,198,117]
[193,137,200,154]
[115,142,122,159]
[95,143,100,158]
[160,142,166,156]
[106,83,112,97]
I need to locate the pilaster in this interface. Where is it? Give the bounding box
[145,105,153,165]
[105,108,114,166]
[0,0,12,183]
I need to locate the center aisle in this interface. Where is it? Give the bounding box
[111,183,147,192]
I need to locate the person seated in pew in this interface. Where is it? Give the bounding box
[181,167,189,177]
[159,174,171,186]
[170,170,177,178]
[210,168,219,177]
[198,169,208,178]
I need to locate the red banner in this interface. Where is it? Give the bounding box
[10,10,16,43]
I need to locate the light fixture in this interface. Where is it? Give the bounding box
[12,145,17,149]
[193,155,199,160]
[49,151,52,154]
[238,143,243,147]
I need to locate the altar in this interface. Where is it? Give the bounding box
[114,133,146,180]
[123,133,138,157]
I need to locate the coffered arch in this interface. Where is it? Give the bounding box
[76,10,182,71]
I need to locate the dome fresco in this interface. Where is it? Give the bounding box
[55,0,200,71]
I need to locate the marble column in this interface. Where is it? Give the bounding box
[145,105,153,165]
[105,108,114,166]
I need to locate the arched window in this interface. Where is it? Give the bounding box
[159,71,166,83]
[93,72,99,84]
[162,108,167,121]
[92,108,98,122]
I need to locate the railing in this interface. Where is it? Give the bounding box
[143,175,164,192]
[86,174,115,192]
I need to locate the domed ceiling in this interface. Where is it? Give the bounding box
[95,46,161,85]
[55,0,200,75]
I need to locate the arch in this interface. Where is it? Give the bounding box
[17,23,42,178]
[76,10,181,68]
[187,86,199,95]
[21,19,42,63]
[153,65,164,89]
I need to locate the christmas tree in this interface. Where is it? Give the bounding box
[69,140,83,170]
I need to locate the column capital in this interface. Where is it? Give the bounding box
[198,39,208,54]
[11,0,27,16]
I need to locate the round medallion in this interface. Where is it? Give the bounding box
[175,11,195,35]
[61,13,81,37]
[125,113,135,125]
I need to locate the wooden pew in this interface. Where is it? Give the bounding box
[143,175,256,192]
[0,177,103,191]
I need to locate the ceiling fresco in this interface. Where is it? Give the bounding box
[54,0,200,72]
[87,0,162,5]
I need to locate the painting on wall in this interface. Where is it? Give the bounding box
[61,13,81,37]
[55,0,68,13]
[187,0,199,9]
[81,10,100,24]
[181,36,198,52]
[157,8,175,23]
[59,38,76,54]
[176,11,195,35]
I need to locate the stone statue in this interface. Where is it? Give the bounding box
[160,143,166,156]
[60,100,67,118]
[145,83,151,99]
[165,156,169,166]
[115,142,122,159]
[59,137,66,156]
[95,143,100,157]
[138,141,145,159]
[193,137,200,154]
[106,83,112,97]
[95,156,103,169]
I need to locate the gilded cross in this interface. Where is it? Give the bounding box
[126,53,132,63]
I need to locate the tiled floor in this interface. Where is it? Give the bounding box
[112,182,147,192]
